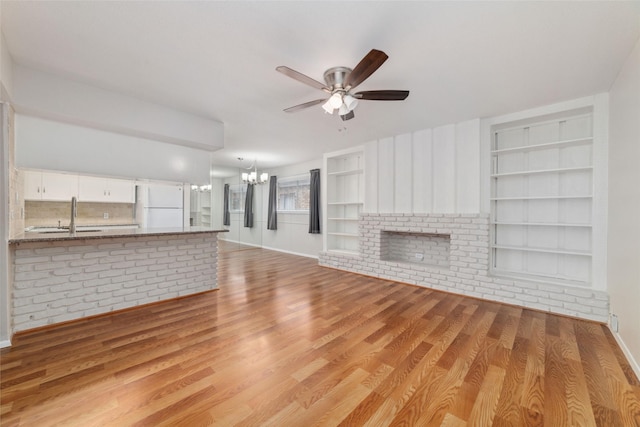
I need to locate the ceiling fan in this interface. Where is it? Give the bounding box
[276,49,409,121]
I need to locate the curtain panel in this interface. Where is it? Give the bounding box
[309,169,321,234]
[244,183,254,228]
[267,176,278,230]
[223,184,230,226]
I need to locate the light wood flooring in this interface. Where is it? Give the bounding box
[2,243,640,426]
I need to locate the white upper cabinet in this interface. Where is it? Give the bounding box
[78,176,135,203]
[23,170,78,201]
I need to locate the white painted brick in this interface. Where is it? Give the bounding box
[111,261,136,270]
[124,241,149,249]
[84,264,114,273]
[14,256,51,265]
[113,288,136,297]
[82,251,110,259]
[98,243,125,250]
[50,282,84,293]
[564,288,595,298]
[51,253,82,261]
[70,259,100,268]
[136,272,157,280]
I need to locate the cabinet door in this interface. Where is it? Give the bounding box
[78,176,108,202]
[40,172,78,201]
[23,171,43,200]
[107,178,135,203]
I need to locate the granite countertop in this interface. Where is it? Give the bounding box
[9,226,228,244]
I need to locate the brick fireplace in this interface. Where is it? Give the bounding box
[318,213,609,322]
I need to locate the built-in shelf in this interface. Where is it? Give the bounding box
[490,195,592,201]
[324,147,364,254]
[327,201,364,205]
[491,221,591,228]
[490,110,594,287]
[491,166,592,178]
[491,137,592,155]
[492,269,589,287]
[327,168,363,177]
[492,244,591,257]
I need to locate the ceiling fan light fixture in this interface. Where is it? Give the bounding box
[329,92,343,109]
[321,99,334,114]
[343,94,358,111]
[338,103,349,116]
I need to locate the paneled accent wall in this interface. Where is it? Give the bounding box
[319,213,609,322]
[364,119,480,214]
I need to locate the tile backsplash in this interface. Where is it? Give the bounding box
[25,201,136,228]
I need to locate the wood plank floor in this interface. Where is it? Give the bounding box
[2,242,640,426]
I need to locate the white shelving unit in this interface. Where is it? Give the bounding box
[490,111,594,287]
[323,146,364,255]
[189,186,211,227]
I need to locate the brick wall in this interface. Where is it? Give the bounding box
[319,213,609,322]
[11,233,218,332]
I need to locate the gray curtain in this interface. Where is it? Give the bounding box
[223,184,230,226]
[309,169,321,234]
[267,176,277,230]
[244,183,254,228]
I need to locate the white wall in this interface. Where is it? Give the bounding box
[0,103,10,346]
[15,114,211,184]
[608,37,640,374]
[261,158,323,258]
[12,64,223,152]
[219,175,264,247]
[364,119,481,214]
[216,158,322,258]
[0,32,14,102]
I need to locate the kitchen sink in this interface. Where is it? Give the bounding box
[39,230,103,234]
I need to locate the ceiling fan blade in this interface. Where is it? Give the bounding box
[340,110,355,121]
[276,66,330,91]
[344,49,388,90]
[354,90,410,101]
[283,98,326,113]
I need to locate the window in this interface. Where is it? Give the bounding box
[229,185,246,212]
[277,175,310,212]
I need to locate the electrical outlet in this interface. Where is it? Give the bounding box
[103,213,109,219]
[415,253,424,261]
[611,313,619,332]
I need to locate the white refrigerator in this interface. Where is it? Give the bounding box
[141,184,184,228]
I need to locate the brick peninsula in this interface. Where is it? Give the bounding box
[8,227,226,333]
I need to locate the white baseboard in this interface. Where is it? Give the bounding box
[260,245,318,260]
[218,238,262,248]
[0,339,11,348]
[219,239,319,260]
[607,325,640,381]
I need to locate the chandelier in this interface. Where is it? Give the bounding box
[240,158,268,185]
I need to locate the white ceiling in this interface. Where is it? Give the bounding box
[2,1,639,170]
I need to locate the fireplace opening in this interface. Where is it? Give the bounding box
[380,230,450,268]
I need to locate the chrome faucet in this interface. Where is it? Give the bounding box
[69,196,77,233]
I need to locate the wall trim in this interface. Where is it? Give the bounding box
[260,245,318,260]
[608,325,640,382]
